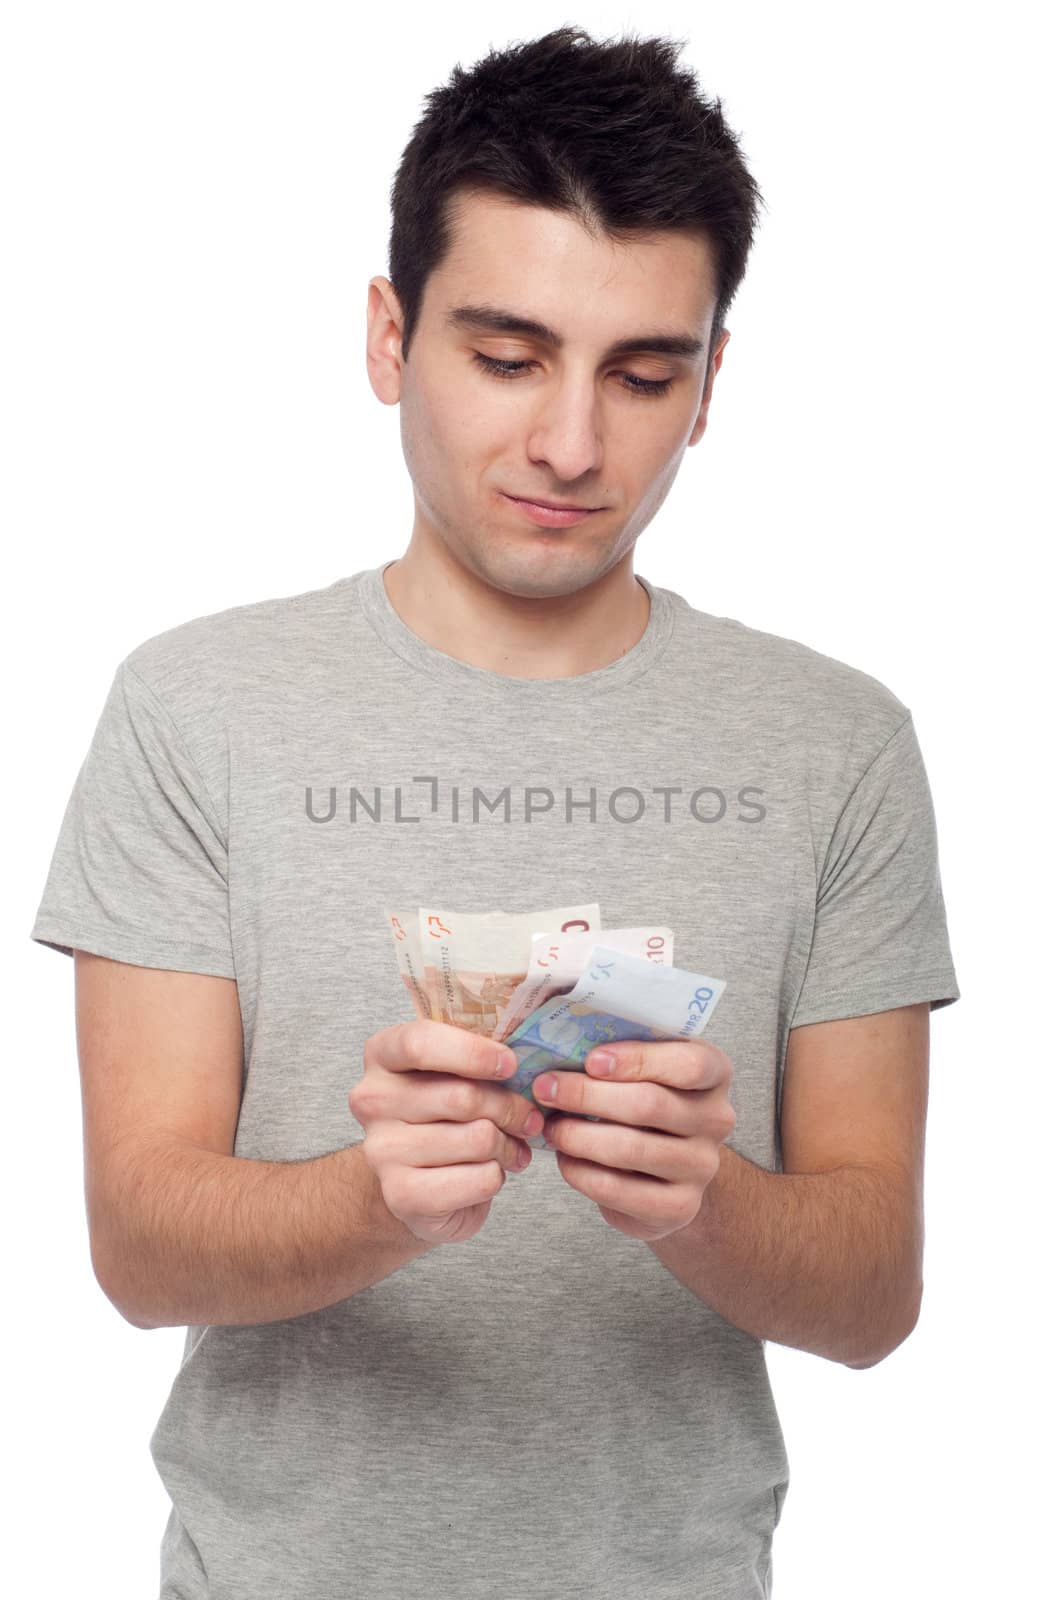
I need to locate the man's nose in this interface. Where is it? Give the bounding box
[524,378,606,483]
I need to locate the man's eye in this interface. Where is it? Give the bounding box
[473,354,531,381]
[471,352,673,399]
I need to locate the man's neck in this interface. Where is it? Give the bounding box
[381,540,651,681]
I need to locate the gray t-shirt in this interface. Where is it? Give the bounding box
[30,562,960,1600]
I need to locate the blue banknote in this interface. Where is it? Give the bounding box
[501,945,726,1145]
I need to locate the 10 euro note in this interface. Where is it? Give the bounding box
[501,945,727,1151]
[490,924,675,1041]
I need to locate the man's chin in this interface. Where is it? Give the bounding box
[467,542,611,601]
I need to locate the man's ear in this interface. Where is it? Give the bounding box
[688,328,730,449]
[366,276,406,405]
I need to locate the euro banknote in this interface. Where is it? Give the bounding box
[500,945,727,1148]
[490,924,674,1041]
[385,903,602,1035]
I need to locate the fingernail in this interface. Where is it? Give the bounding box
[588,1052,616,1075]
[537,1074,558,1101]
[524,1108,544,1136]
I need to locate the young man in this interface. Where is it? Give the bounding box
[30,25,960,1600]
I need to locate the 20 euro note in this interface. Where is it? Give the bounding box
[385,903,602,1035]
[490,924,675,1042]
[500,945,727,1151]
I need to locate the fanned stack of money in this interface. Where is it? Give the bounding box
[385,904,727,1150]
[385,903,603,1038]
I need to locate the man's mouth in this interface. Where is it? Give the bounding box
[500,492,602,528]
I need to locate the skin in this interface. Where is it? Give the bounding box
[534,1039,737,1243]
[365,188,729,679]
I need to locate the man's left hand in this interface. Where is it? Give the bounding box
[531,1040,737,1242]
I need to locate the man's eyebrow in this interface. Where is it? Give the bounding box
[444,303,705,362]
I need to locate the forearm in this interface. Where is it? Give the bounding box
[98,1139,434,1330]
[647,1144,920,1367]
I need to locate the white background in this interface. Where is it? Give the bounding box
[5,2,1058,1595]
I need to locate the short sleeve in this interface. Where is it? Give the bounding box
[29,659,236,978]
[789,713,960,1027]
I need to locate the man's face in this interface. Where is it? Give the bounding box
[368,189,727,599]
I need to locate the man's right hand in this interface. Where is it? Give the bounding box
[350,1020,543,1245]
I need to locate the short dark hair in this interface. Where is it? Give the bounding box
[386,25,766,387]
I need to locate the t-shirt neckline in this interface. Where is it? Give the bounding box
[356,560,675,698]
